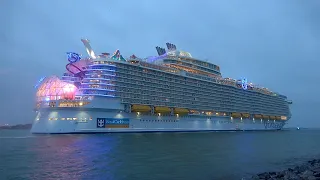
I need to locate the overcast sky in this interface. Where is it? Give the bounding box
[1,0,320,127]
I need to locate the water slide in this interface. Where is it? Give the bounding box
[65,39,97,78]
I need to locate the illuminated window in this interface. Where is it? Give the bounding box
[61,118,65,120]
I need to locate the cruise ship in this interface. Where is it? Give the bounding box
[31,39,292,134]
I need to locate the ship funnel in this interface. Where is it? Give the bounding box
[166,42,177,51]
[81,39,97,59]
[155,46,167,56]
[155,46,161,56]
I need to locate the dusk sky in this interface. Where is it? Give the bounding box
[2,0,320,127]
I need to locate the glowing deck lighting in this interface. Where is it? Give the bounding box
[36,76,78,101]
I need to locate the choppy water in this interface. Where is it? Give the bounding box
[0,129,320,180]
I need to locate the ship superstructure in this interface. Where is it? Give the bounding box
[31,39,292,134]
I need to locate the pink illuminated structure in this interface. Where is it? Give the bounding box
[65,58,91,79]
[36,76,78,101]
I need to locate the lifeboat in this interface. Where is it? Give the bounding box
[190,110,200,115]
[216,112,227,116]
[241,113,250,118]
[154,106,171,113]
[231,112,241,118]
[174,108,189,114]
[254,114,262,119]
[262,115,270,120]
[276,116,281,120]
[269,115,276,120]
[131,105,151,112]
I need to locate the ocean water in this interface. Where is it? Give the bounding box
[0,129,320,180]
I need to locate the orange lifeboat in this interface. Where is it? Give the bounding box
[262,115,270,120]
[231,112,241,118]
[254,114,262,119]
[131,105,151,112]
[241,113,250,118]
[174,108,189,114]
[154,107,171,113]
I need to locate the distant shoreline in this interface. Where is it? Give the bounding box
[0,124,32,130]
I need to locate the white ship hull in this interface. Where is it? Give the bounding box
[31,108,286,134]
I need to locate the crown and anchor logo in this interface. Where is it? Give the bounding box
[97,118,105,128]
[241,78,248,90]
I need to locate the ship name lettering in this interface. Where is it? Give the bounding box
[264,122,285,129]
